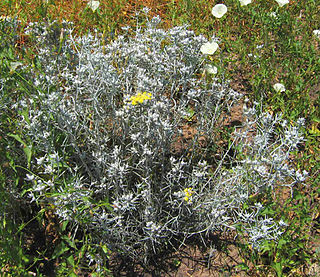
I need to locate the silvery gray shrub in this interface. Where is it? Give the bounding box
[8,13,306,266]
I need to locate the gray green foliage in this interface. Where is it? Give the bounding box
[9,15,305,267]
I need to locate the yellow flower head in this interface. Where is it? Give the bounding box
[183,187,194,202]
[130,92,152,106]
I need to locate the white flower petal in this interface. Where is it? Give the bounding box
[275,0,289,7]
[269,12,278,18]
[212,4,228,18]
[273,83,286,93]
[239,0,252,6]
[9,61,23,71]
[204,64,218,74]
[313,29,320,39]
[200,42,219,55]
[87,0,100,12]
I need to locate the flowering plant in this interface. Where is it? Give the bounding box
[9,13,306,268]
[87,0,100,12]
[313,29,320,39]
[200,41,219,55]
[239,0,252,7]
[275,0,289,7]
[273,83,286,93]
[126,91,152,106]
[212,4,228,18]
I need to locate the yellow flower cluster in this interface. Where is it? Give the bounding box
[184,187,194,202]
[130,92,152,106]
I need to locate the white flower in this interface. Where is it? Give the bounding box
[9,61,23,72]
[269,12,278,18]
[313,29,320,39]
[204,64,218,74]
[142,7,150,14]
[275,0,289,7]
[44,164,53,174]
[273,83,286,93]
[239,0,252,6]
[211,4,228,18]
[200,42,219,55]
[25,174,35,181]
[87,0,100,12]
[36,156,46,165]
[279,219,288,227]
[0,16,11,21]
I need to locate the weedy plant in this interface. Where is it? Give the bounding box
[1,7,312,274]
[0,17,35,275]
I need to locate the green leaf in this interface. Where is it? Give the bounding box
[21,109,30,124]
[61,221,69,232]
[101,244,110,256]
[67,255,75,267]
[312,117,320,123]
[183,106,196,122]
[62,235,77,249]
[78,244,86,260]
[277,238,287,249]
[8,133,26,146]
[273,261,283,277]
[309,125,320,136]
[23,146,32,168]
[8,134,32,168]
[68,272,78,277]
[52,242,69,259]
[21,188,33,197]
[236,263,249,270]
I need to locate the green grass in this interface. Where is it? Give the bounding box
[0,0,319,275]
